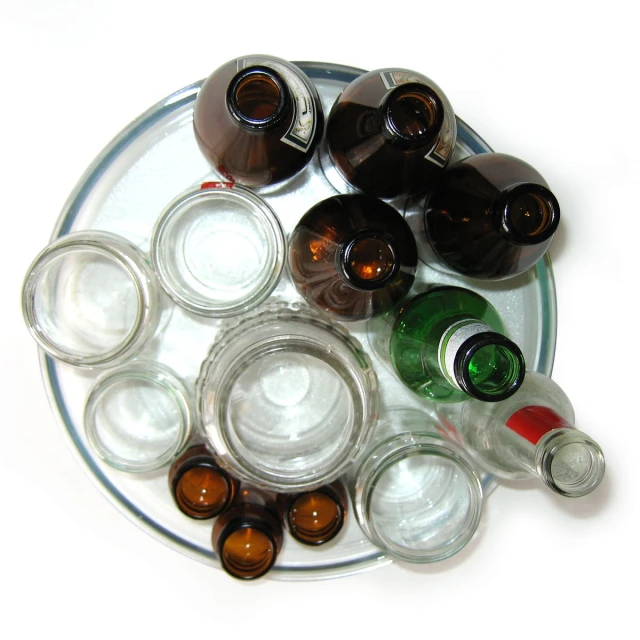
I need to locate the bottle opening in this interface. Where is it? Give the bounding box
[175,465,231,518]
[288,491,344,545]
[539,431,605,497]
[220,526,276,579]
[501,185,560,244]
[456,334,525,402]
[341,232,399,290]
[384,84,444,147]
[228,67,287,128]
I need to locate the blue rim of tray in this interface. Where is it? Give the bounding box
[39,61,557,579]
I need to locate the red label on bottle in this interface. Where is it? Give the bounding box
[505,406,573,445]
[200,181,235,190]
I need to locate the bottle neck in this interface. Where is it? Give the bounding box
[494,183,560,245]
[338,229,400,291]
[379,82,444,149]
[438,319,525,401]
[283,482,347,545]
[226,65,291,130]
[504,405,605,497]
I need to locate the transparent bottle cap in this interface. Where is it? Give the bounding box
[84,362,192,472]
[197,304,379,491]
[22,231,159,367]
[151,185,286,317]
[357,434,483,563]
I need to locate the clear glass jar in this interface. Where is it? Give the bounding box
[22,231,160,367]
[84,362,192,472]
[197,302,379,492]
[351,407,483,563]
[151,184,286,317]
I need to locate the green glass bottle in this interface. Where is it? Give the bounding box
[367,286,526,403]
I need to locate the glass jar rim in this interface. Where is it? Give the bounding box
[151,185,286,317]
[22,230,159,367]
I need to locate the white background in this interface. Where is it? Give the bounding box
[1,2,638,638]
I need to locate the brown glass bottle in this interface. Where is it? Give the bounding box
[325,68,456,199]
[279,480,347,546]
[424,153,561,280]
[193,55,324,188]
[168,445,238,519]
[288,194,418,321]
[212,486,284,580]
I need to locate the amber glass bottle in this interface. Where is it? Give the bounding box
[168,445,238,519]
[212,486,284,580]
[193,55,324,187]
[279,480,347,546]
[424,153,561,279]
[288,194,418,321]
[325,68,456,198]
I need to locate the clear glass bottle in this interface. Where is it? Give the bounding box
[279,480,347,546]
[212,485,284,580]
[423,153,561,279]
[197,302,379,492]
[350,407,483,563]
[325,68,456,198]
[288,194,418,321]
[367,285,526,403]
[168,444,239,519]
[439,371,605,497]
[193,55,324,188]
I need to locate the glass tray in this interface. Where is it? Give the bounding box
[39,61,556,580]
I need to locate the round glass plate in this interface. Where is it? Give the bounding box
[39,61,556,581]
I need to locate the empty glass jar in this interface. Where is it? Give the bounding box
[197,302,379,492]
[22,231,160,367]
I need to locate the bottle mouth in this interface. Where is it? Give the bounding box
[339,230,400,290]
[455,334,526,402]
[227,65,289,129]
[497,183,560,244]
[173,460,234,519]
[381,83,444,149]
[537,430,606,497]
[286,489,346,545]
[217,519,279,580]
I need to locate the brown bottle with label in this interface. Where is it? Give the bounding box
[325,68,456,198]
[423,153,561,279]
[193,55,324,187]
[288,194,418,321]
[212,485,284,580]
[168,445,239,519]
[279,480,348,546]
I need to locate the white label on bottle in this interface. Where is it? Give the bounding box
[438,320,492,391]
[378,70,455,167]
[239,57,316,153]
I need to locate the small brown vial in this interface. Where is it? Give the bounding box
[193,55,324,187]
[212,486,284,580]
[281,481,347,546]
[424,153,561,280]
[326,68,456,198]
[168,445,238,519]
[288,194,418,321]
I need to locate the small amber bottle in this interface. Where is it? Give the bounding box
[424,153,561,279]
[280,481,348,546]
[212,486,284,580]
[168,445,238,519]
[193,55,324,187]
[326,68,456,198]
[288,194,418,321]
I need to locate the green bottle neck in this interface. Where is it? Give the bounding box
[438,319,525,402]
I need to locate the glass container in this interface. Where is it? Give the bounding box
[197,302,379,492]
[151,184,285,317]
[22,231,160,367]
